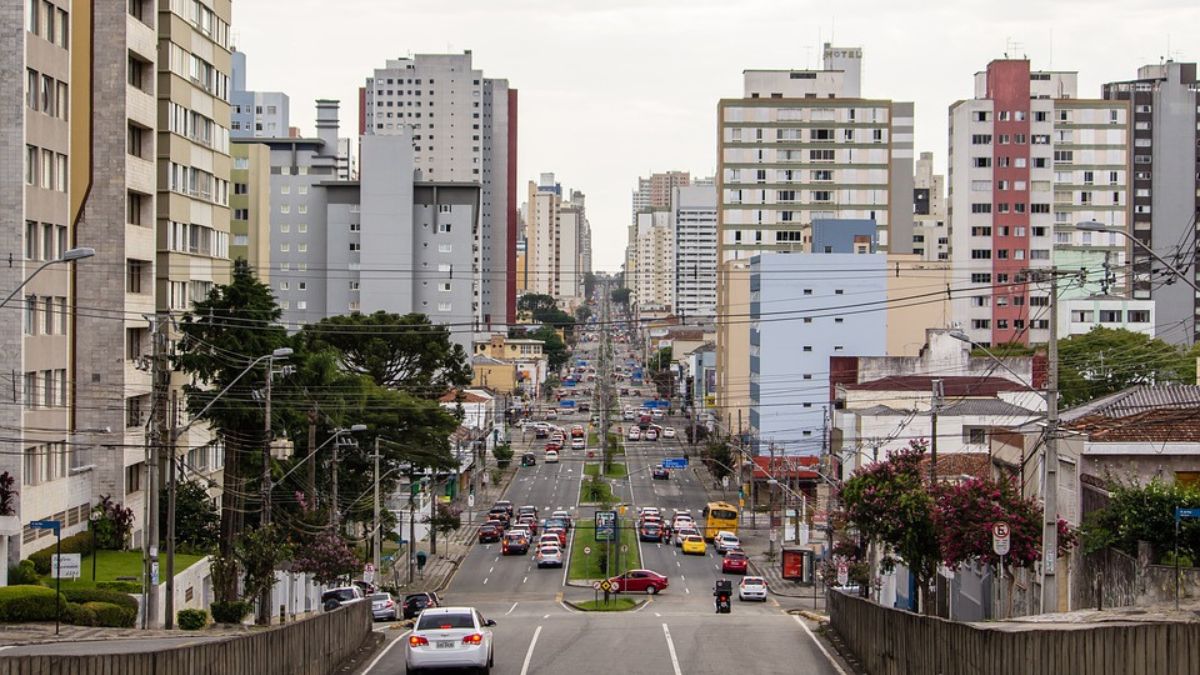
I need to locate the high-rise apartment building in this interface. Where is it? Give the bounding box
[672,185,718,318]
[230,49,289,139]
[559,192,590,300]
[628,170,690,301]
[716,46,915,262]
[635,210,674,311]
[949,60,1132,347]
[527,174,562,298]
[912,152,948,261]
[229,142,271,280]
[361,52,517,327]
[1103,62,1200,345]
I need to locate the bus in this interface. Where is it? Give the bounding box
[701,501,739,541]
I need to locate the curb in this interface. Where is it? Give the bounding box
[746,558,814,599]
[792,609,829,623]
[562,598,647,612]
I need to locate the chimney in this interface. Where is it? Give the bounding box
[315,99,340,154]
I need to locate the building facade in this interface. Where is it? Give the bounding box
[230,49,289,139]
[672,185,718,318]
[1103,62,1200,345]
[229,141,270,281]
[635,209,674,312]
[912,152,948,261]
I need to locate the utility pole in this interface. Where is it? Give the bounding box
[258,354,276,625]
[929,378,943,485]
[330,436,340,526]
[307,404,318,499]
[373,436,381,581]
[407,468,416,585]
[768,443,778,557]
[164,396,178,629]
[142,313,169,629]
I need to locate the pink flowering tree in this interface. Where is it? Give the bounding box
[292,531,360,586]
[840,441,939,611]
[935,476,1042,570]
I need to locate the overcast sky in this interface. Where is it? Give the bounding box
[233,0,1197,272]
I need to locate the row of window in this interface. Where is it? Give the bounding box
[969,249,1050,260]
[165,43,230,102]
[165,221,230,258]
[25,0,69,48]
[166,102,230,153]
[24,145,67,192]
[22,441,71,487]
[25,68,69,120]
[971,319,1051,330]
[25,221,68,262]
[731,128,886,143]
[970,133,1051,145]
[166,0,230,49]
[970,226,1049,237]
[167,162,230,206]
[166,280,213,310]
[970,203,1054,214]
[23,369,68,409]
[24,294,68,337]
[1071,309,1151,323]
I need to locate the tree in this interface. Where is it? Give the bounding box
[702,441,734,480]
[1058,327,1196,406]
[424,503,462,539]
[520,325,569,372]
[517,293,557,316]
[0,471,16,516]
[1080,478,1200,564]
[302,311,470,396]
[574,305,593,324]
[92,495,135,551]
[235,524,291,624]
[610,288,631,307]
[648,347,673,373]
[291,531,359,586]
[176,260,290,555]
[935,476,1042,571]
[839,441,940,613]
[161,480,220,554]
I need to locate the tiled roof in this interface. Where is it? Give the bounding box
[938,399,1039,418]
[844,375,1031,396]
[750,455,819,480]
[1061,385,1200,422]
[439,389,491,404]
[917,452,991,480]
[1065,408,1200,442]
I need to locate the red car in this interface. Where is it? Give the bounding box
[722,551,749,574]
[608,569,669,595]
[477,523,501,544]
[545,527,567,547]
[545,441,562,452]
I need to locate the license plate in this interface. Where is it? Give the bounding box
[436,641,455,649]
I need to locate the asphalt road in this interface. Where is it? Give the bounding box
[363,333,845,674]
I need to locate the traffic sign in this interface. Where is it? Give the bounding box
[30,519,60,534]
[583,546,592,555]
[992,522,1011,557]
[836,562,849,586]
[363,563,376,584]
[599,580,613,592]
[662,458,688,469]
[592,581,602,591]
[468,494,476,508]
[1176,507,1200,522]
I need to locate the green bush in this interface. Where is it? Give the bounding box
[61,588,138,612]
[64,602,97,626]
[210,600,251,624]
[177,608,208,630]
[7,560,41,586]
[83,601,135,627]
[0,585,66,622]
[28,531,96,575]
[97,580,142,593]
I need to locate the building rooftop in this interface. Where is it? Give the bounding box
[1066,408,1200,443]
[1061,385,1200,422]
[471,355,509,366]
[749,455,819,480]
[939,399,1040,418]
[844,375,1031,396]
[439,389,492,404]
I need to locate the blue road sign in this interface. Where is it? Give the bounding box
[1176,507,1200,523]
[30,519,60,533]
[662,458,689,469]
[560,400,577,408]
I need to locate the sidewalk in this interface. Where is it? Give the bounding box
[691,461,825,607]
[386,465,517,594]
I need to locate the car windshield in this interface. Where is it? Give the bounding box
[417,612,475,630]
[323,589,357,602]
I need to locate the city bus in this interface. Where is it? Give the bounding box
[701,501,739,540]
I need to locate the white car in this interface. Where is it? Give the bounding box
[671,515,693,531]
[663,427,676,438]
[651,409,665,420]
[406,607,495,672]
[545,450,559,463]
[673,527,699,547]
[627,428,641,441]
[738,576,769,601]
[622,410,635,421]
[535,544,564,568]
[638,507,661,519]
[537,534,560,548]
[570,437,585,450]
[645,428,659,441]
[715,532,741,553]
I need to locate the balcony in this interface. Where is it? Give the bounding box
[126,85,156,129]
[126,13,157,62]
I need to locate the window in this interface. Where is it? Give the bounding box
[128,191,145,225]
[349,242,360,252]
[971,273,992,284]
[1128,310,1150,323]
[24,296,36,335]
[128,56,148,91]
[437,302,452,312]
[126,259,148,294]
[971,203,992,214]
[1099,310,1123,323]
[125,463,142,494]
[971,249,992,260]
[1071,310,1094,323]
[42,223,53,260]
[964,427,988,444]
[25,221,38,260]
[973,157,992,168]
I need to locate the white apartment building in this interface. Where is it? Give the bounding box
[912,152,948,261]
[362,51,516,327]
[949,60,1133,347]
[672,185,718,318]
[717,46,915,262]
[635,210,674,311]
[526,174,590,304]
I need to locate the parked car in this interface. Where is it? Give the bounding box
[663,427,676,439]
[477,523,502,544]
[405,607,495,673]
[722,550,750,574]
[627,427,641,441]
[608,569,669,595]
[322,586,364,612]
[645,427,659,441]
[370,592,400,621]
[738,577,769,601]
[401,592,442,620]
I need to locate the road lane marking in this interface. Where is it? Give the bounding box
[661,624,683,675]
[792,615,850,675]
[483,578,488,584]
[523,576,528,583]
[519,625,543,675]
[361,629,411,674]
[685,587,690,594]
[489,566,494,574]
[655,612,661,617]
[506,602,519,615]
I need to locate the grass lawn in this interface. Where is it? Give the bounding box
[40,550,204,590]
[582,463,627,479]
[578,477,615,504]
[566,519,641,581]
[574,598,638,611]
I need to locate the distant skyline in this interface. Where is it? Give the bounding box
[232,0,1198,272]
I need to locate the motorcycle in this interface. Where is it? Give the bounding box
[714,579,732,614]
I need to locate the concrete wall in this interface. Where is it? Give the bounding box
[1073,544,1200,611]
[0,600,372,675]
[829,589,1200,675]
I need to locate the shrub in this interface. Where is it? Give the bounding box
[177,608,208,630]
[83,601,136,627]
[28,531,95,575]
[210,600,252,624]
[61,588,138,612]
[92,495,135,550]
[64,602,97,626]
[0,585,66,622]
[7,560,41,586]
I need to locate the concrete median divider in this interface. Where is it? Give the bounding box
[0,600,372,675]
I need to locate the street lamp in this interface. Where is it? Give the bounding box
[0,247,95,309]
[1074,220,1200,294]
[89,510,100,581]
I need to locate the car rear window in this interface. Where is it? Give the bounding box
[417,613,475,630]
[369,594,389,602]
[727,552,747,559]
[323,589,357,602]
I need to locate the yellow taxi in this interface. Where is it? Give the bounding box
[681,534,707,555]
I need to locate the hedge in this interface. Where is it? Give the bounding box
[61,587,138,612]
[210,600,252,624]
[0,585,67,622]
[177,608,208,630]
[27,531,95,574]
[82,601,136,627]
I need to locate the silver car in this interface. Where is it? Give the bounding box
[535,544,564,568]
[406,607,495,673]
[369,592,399,621]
